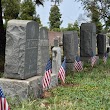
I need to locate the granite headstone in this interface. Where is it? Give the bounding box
[37,27,49,75]
[80,23,96,57]
[97,33,106,55]
[4,20,39,79]
[63,31,78,62]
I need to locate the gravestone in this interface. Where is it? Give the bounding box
[63,31,78,70]
[97,34,106,55]
[37,27,49,75]
[80,23,96,57]
[4,20,39,79]
[63,31,78,62]
[52,38,61,75]
[1,21,58,100]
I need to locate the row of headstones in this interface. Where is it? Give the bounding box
[4,20,107,80]
[4,20,49,79]
[63,23,107,70]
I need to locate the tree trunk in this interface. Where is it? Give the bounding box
[0,1,5,56]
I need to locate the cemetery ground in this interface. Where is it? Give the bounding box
[1,57,110,109]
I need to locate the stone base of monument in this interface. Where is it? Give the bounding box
[98,54,104,58]
[81,56,99,64]
[0,74,57,101]
[66,63,74,71]
[80,57,91,63]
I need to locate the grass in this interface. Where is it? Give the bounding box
[5,58,110,110]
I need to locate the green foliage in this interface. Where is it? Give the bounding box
[2,0,20,21]
[88,3,102,33]
[61,20,80,36]
[19,0,35,20]
[67,21,79,31]
[49,5,62,30]
[52,28,61,32]
[33,15,42,27]
[75,0,110,32]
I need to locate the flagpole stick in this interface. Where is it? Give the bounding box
[60,79,65,86]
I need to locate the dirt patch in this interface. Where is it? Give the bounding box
[41,91,53,98]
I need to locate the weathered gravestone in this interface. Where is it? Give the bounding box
[80,23,96,58]
[97,33,106,56]
[52,38,61,75]
[37,27,49,75]
[63,31,78,70]
[0,20,58,100]
[4,20,39,79]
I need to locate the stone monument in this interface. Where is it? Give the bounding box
[97,33,106,56]
[37,27,49,75]
[80,23,96,59]
[63,31,78,70]
[0,20,58,100]
[4,20,39,79]
[52,38,61,75]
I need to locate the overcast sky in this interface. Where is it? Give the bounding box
[37,0,85,28]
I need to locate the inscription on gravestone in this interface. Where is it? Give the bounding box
[4,20,39,79]
[37,27,49,75]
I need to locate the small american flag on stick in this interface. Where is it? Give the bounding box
[42,59,52,90]
[103,52,108,64]
[58,57,66,83]
[91,52,98,67]
[74,55,83,72]
[0,87,10,110]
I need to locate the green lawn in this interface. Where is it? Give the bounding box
[8,58,110,110]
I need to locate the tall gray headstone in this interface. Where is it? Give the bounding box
[63,31,78,62]
[52,39,61,75]
[97,33,106,55]
[80,23,96,57]
[4,20,39,79]
[37,27,49,75]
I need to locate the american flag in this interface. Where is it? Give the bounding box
[91,52,97,67]
[74,55,83,72]
[103,52,107,64]
[58,57,66,83]
[0,87,10,110]
[42,59,52,89]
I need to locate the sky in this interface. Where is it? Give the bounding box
[37,0,86,28]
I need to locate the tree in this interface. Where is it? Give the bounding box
[88,2,102,33]
[75,0,110,31]
[0,0,43,55]
[2,0,20,22]
[20,0,35,20]
[61,20,80,35]
[49,5,62,30]
[33,14,42,27]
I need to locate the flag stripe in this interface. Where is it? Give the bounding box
[58,67,65,82]
[74,60,83,72]
[0,87,10,110]
[42,59,52,89]
[58,57,66,83]
[91,56,97,67]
